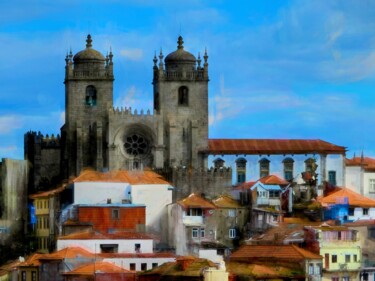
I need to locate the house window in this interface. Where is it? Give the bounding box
[283,158,294,181]
[229,228,236,239]
[364,208,369,215]
[32,271,37,281]
[192,228,199,238]
[178,86,188,106]
[152,263,158,268]
[331,278,339,281]
[315,263,322,275]
[370,179,375,193]
[332,254,337,263]
[269,190,280,198]
[354,254,358,262]
[141,263,147,271]
[85,85,97,106]
[112,209,120,220]
[342,277,350,281]
[100,244,118,253]
[187,208,203,216]
[130,263,136,271]
[328,171,336,186]
[21,271,26,281]
[308,263,314,275]
[228,209,236,217]
[135,243,141,253]
[259,158,270,178]
[236,158,247,184]
[345,254,350,263]
[192,228,205,239]
[213,158,225,168]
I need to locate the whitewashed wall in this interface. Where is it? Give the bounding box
[57,238,153,253]
[130,184,172,233]
[208,153,345,186]
[74,182,131,204]
[103,257,176,271]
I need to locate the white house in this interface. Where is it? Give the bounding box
[70,169,173,235]
[346,156,375,199]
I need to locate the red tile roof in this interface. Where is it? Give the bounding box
[62,261,131,275]
[29,184,66,199]
[177,193,216,209]
[74,169,170,185]
[259,175,289,185]
[346,157,375,171]
[317,188,375,208]
[212,195,242,208]
[230,245,322,261]
[38,247,95,260]
[206,139,346,155]
[58,231,153,240]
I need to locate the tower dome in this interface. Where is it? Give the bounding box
[73,34,105,63]
[164,36,196,72]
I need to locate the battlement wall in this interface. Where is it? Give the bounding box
[155,167,233,201]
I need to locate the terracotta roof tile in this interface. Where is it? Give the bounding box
[346,157,375,171]
[29,184,66,199]
[212,195,242,208]
[62,261,131,275]
[74,169,171,185]
[38,247,95,260]
[259,175,289,185]
[177,193,216,209]
[231,245,321,261]
[344,220,375,227]
[227,262,304,278]
[206,139,346,155]
[58,231,153,240]
[317,188,375,208]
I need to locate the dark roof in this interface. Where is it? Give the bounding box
[205,139,346,155]
[165,36,196,64]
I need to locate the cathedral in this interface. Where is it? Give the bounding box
[24,34,346,200]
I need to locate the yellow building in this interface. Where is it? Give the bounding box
[30,185,66,253]
[304,224,361,281]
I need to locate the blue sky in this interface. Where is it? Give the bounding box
[1,0,375,160]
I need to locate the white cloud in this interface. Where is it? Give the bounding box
[120,49,144,61]
[0,115,22,134]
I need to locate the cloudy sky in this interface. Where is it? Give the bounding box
[1,0,375,160]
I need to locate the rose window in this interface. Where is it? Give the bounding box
[124,134,149,156]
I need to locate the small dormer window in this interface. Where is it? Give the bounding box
[86,85,97,106]
[178,86,188,106]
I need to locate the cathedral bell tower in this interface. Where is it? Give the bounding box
[62,34,114,177]
[152,36,209,168]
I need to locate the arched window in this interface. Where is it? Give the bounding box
[178,86,189,106]
[213,158,225,168]
[259,158,270,178]
[154,92,160,111]
[236,158,247,184]
[86,85,97,106]
[283,157,294,181]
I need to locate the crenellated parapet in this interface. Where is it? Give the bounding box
[24,131,61,148]
[108,107,156,117]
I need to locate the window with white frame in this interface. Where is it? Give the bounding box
[192,227,205,239]
[308,263,314,275]
[229,228,236,239]
[259,158,270,178]
[192,228,199,238]
[228,209,236,217]
[370,179,375,193]
[186,208,203,216]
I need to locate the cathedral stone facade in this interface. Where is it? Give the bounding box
[25,34,230,199]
